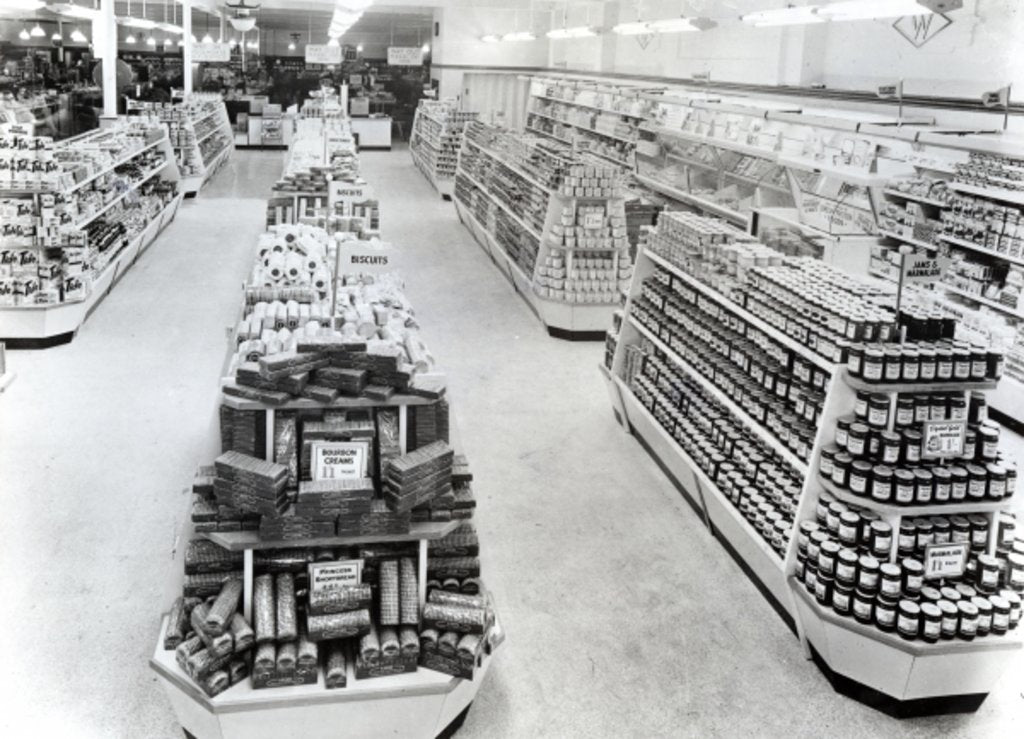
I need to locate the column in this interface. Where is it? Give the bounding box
[183,0,194,94]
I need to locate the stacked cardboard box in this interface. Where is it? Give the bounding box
[383,441,454,513]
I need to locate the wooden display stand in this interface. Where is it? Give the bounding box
[604,240,1023,714]
[0,132,184,347]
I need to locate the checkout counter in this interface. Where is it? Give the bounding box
[348,94,393,150]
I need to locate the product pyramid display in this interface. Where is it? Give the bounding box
[409,99,478,199]
[150,131,502,738]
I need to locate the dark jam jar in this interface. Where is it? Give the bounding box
[832,453,853,488]
[958,600,979,640]
[938,599,959,639]
[832,583,854,616]
[838,513,860,548]
[977,554,1000,592]
[871,465,894,503]
[870,521,893,558]
[988,349,1005,380]
[897,599,921,640]
[990,595,1011,635]
[920,602,942,643]
[973,597,993,636]
[919,345,937,381]
[966,464,988,501]
[853,589,874,623]
[858,555,880,592]
[862,346,884,383]
[867,393,889,429]
[914,469,934,504]
[819,444,838,479]
[987,464,1007,500]
[902,348,920,382]
[933,467,952,503]
[854,391,871,419]
[895,398,915,428]
[884,347,902,383]
[879,563,903,599]
[894,469,916,505]
[898,520,917,556]
[902,558,925,596]
[936,345,954,381]
[979,425,1000,461]
[836,548,859,586]
[835,415,854,450]
[847,423,869,458]
[971,345,988,380]
[903,430,922,465]
[949,468,969,502]
[815,573,835,605]
[931,516,952,544]
[875,597,899,632]
[846,344,864,377]
[953,345,972,381]
[849,461,872,496]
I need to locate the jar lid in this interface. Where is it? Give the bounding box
[971,596,993,612]
[880,431,901,442]
[968,513,989,525]
[821,540,841,554]
[850,422,869,435]
[838,548,858,564]
[852,460,872,473]
[913,469,933,481]
[978,553,999,567]
[999,589,1021,605]
[940,586,961,601]
[859,554,880,570]
[839,511,860,525]
[957,600,979,616]
[895,469,915,482]
[880,563,901,577]
[902,558,924,574]
[913,518,934,532]
[870,520,892,534]
[898,599,921,615]
[921,586,942,601]
[989,595,1010,611]
[920,602,942,618]
[869,393,888,404]
[956,583,978,598]
[932,467,951,480]
[937,599,958,615]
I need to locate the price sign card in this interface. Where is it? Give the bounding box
[311,441,369,480]
[902,254,952,285]
[309,560,363,594]
[922,420,967,459]
[924,542,969,580]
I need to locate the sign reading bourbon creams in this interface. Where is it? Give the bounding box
[312,440,369,480]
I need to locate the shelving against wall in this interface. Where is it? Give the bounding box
[0,120,183,346]
[524,77,661,173]
[453,120,634,340]
[602,203,1023,716]
[126,95,233,197]
[409,100,478,200]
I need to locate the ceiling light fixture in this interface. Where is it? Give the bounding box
[45,2,99,20]
[30,22,45,37]
[816,0,949,21]
[481,34,499,43]
[146,33,156,46]
[547,25,597,39]
[501,30,535,41]
[52,29,62,41]
[612,21,651,35]
[356,43,363,52]
[70,26,86,43]
[125,31,136,43]
[18,27,30,40]
[0,1,45,10]
[741,5,824,26]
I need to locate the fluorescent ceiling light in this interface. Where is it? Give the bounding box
[742,5,823,26]
[546,26,597,39]
[422,43,429,52]
[30,22,45,37]
[501,30,536,41]
[612,21,651,35]
[158,23,183,35]
[46,2,98,20]
[0,1,45,10]
[481,34,500,43]
[119,17,157,30]
[816,0,932,21]
[648,17,705,33]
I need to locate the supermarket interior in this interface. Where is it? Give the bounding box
[2,1,1024,738]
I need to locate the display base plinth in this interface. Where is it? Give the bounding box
[791,578,1021,717]
[152,616,498,739]
[234,145,288,151]
[455,199,612,342]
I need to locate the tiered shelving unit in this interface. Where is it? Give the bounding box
[409,100,477,200]
[0,125,183,347]
[454,120,632,340]
[524,77,661,172]
[603,211,1022,716]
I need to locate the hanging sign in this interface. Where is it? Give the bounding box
[924,542,969,580]
[192,43,232,63]
[892,12,953,49]
[922,420,967,459]
[311,441,369,480]
[309,560,363,594]
[306,44,342,65]
[387,46,424,66]
[901,254,951,285]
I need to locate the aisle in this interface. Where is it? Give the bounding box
[358,147,1024,739]
[0,152,283,737]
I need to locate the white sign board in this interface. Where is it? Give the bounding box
[924,542,969,580]
[312,441,369,480]
[306,44,342,65]
[922,420,967,459]
[336,240,397,275]
[192,43,232,63]
[309,560,363,594]
[387,46,424,66]
[902,254,951,285]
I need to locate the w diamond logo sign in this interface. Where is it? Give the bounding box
[892,12,953,48]
[634,33,654,50]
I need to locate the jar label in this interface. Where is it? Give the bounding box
[820,458,834,477]
[859,571,879,589]
[872,481,892,501]
[881,580,901,597]
[835,429,848,448]
[836,562,856,580]
[877,607,896,626]
[848,355,862,374]
[850,475,867,494]
[937,360,952,378]
[960,619,978,636]
[896,484,915,503]
[951,481,967,500]
[1010,568,1024,587]
[972,359,987,377]
[885,363,901,381]
[920,363,936,381]
[833,591,851,610]
[984,441,999,458]
[868,407,888,427]
[954,362,971,379]
[863,364,882,381]
[899,532,916,549]
[897,614,919,634]
[906,574,923,590]
[874,534,892,551]
[978,614,992,632]
[853,600,872,618]
[994,613,1010,629]
[896,408,914,426]
[904,363,920,381]
[923,620,941,637]
[848,438,865,456]
[981,569,998,586]
[934,482,951,501]
[968,479,987,499]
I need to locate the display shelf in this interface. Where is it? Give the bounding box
[202,519,461,552]
[842,370,997,394]
[457,169,542,240]
[815,475,1013,518]
[882,188,948,208]
[777,156,889,187]
[527,110,636,146]
[408,101,476,200]
[612,373,795,630]
[879,229,938,252]
[457,140,555,195]
[218,388,441,412]
[790,579,1021,658]
[533,93,648,119]
[937,233,1024,268]
[644,248,835,373]
[949,181,1024,206]
[942,285,1024,320]
[629,316,808,474]
[635,173,748,227]
[69,162,169,230]
[63,138,163,194]
[654,126,781,161]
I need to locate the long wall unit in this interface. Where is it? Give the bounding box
[453,120,633,340]
[0,120,183,347]
[409,100,478,200]
[603,206,1023,716]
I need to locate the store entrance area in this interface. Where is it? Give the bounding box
[0,144,1019,736]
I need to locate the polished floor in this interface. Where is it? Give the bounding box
[0,147,1021,738]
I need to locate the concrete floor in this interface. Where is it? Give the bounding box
[0,147,1020,738]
